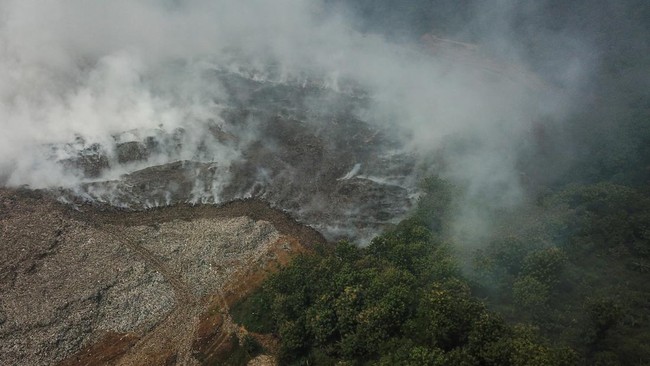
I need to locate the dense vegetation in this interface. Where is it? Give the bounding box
[232,179,576,365]
[230,1,650,364]
[232,172,650,365]
[471,182,650,365]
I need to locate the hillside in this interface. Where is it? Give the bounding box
[1,1,649,365]
[0,188,324,365]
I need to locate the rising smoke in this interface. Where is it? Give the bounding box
[0,0,596,241]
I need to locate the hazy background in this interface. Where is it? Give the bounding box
[1,0,648,241]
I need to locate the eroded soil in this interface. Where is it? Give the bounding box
[0,188,324,366]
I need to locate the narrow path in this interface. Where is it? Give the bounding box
[119,234,194,304]
[198,288,234,362]
[101,228,199,365]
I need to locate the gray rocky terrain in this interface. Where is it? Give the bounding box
[42,68,422,243]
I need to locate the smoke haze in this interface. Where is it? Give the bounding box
[0,0,606,240]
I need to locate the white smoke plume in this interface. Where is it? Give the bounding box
[0,0,594,240]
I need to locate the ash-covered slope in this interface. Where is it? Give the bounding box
[0,0,587,245]
[48,68,421,241]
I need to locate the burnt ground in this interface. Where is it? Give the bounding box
[48,69,420,243]
[0,187,325,366]
[1,70,419,366]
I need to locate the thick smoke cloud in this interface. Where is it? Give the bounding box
[0,0,594,240]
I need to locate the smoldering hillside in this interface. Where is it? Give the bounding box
[2,0,644,242]
[2,1,650,364]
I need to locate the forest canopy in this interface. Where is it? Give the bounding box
[229,168,650,365]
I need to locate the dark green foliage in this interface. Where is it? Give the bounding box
[368,218,458,282]
[232,171,650,365]
[414,176,454,232]
[232,180,571,365]
[472,182,650,364]
[212,334,262,366]
[241,334,263,358]
[229,291,275,334]
[520,247,567,285]
[480,236,530,275]
[584,297,623,345]
[512,276,550,310]
[548,183,650,262]
[377,342,448,366]
[592,351,622,366]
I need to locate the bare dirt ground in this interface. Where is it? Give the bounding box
[0,187,325,366]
